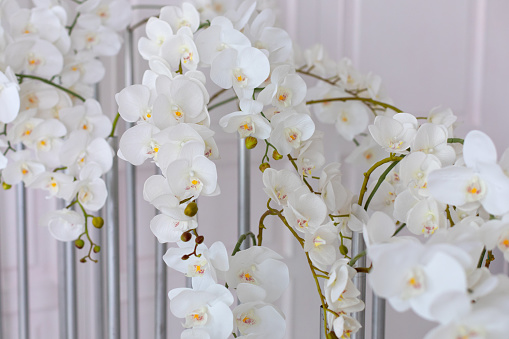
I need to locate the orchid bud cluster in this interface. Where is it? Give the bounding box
[115,0,509,338]
[0,0,131,261]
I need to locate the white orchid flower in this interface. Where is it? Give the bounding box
[9,7,62,42]
[27,171,75,200]
[152,75,207,128]
[42,209,85,242]
[428,130,509,215]
[233,301,286,339]
[296,134,325,176]
[303,223,339,271]
[61,51,106,86]
[160,2,200,33]
[161,27,200,71]
[219,99,271,139]
[169,284,234,338]
[165,153,218,200]
[269,111,315,155]
[283,186,327,233]
[2,149,45,185]
[118,123,171,166]
[74,163,108,211]
[225,246,289,303]
[77,0,132,32]
[0,67,20,124]
[115,84,155,123]
[60,130,113,176]
[194,16,251,66]
[6,38,63,77]
[60,99,111,138]
[368,113,418,154]
[411,123,456,166]
[257,65,306,109]
[368,240,471,322]
[262,168,304,206]
[245,9,292,64]
[164,241,229,289]
[138,17,174,60]
[71,26,122,57]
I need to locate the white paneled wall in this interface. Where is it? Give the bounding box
[2,0,509,338]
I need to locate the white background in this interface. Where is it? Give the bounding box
[1,0,509,338]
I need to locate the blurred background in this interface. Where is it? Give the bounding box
[1,0,509,338]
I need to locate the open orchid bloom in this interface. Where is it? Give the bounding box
[428,130,509,215]
[0,0,128,267]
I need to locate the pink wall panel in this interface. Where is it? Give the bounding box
[2,0,509,338]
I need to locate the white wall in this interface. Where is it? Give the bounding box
[2,0,509,338]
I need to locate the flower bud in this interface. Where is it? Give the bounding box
[92,216,104,228]
[93,245,101,253]
[339,244,348,256]
[181,254,190,260]
[259,162,270,172]
[181,232,192,242]
[195,235,204,244]
[184,201,198,217]
[75,239,85,249]
[2,182,11,190]
[245,136,258,149]
[272,150,283,160]
[80,258,87,263]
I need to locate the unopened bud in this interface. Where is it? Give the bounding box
[272,150,283,160]
[195,235,204,244]
[245,136,258,149]
[259,162,270,172]
[92,216,104,228]
[181,232,192,242]
[75,239,85,249]
[2,182,11,190]
[93,245,101,253]
[339,244,348,256]
[80,258,87,263]
[184,201,198,217]
[181,254,190,260]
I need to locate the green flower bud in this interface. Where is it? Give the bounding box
[75,239,85,249]
[2,182,11,190]
[245,136,258,149]
[92,216,104,228]
[93,245,101,253]
[181,232,192,242]
[80,258,87,263]
[259,162,270,172]
[195,235,205,244]
[184,201,198,217]
[272,150,283,160]
[339,244,348,256]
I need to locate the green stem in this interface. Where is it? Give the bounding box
[208,96,237,111]
[306,96,403,113]
[76,201,98,263]
[16,74,86,102]
[477,247,486,268]
[67,12,80,35]
[364,159,400,210]
[287,155,314,192]
[393,223,406,236]
[349,250,366,266]
[232,232,257,256]
[357,156,402,206]
[109,113,121,138]
[447,138,464,145]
